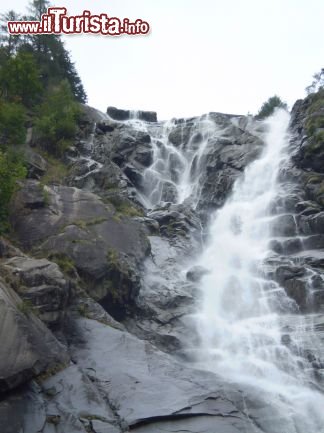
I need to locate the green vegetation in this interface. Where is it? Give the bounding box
[304,89,324,155]
[106,248,119,265]
[0,0,87,231]
[36,361,68,383]
[0,150,27,233]
[0,51,42,106]
[77,303,89,318]
[306,68,324,95]
[108,195,144,218]
[49,253,75,275]
[0,101,26,145]
[34,80,81,157]
[17,299,35,315]
[255,95,288,120]
[42,186,50,206]
[39,151,69,185]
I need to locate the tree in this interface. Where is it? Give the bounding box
[35,80,81,156]
[0,51,42,106]
[0,101,26,145]
[306,68,324,95]
[25,0,87,102]
[255,96,288,120]
[0,149,27,233]
[0,10,22,56]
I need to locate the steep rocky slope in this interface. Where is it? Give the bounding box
[0,98,323,433]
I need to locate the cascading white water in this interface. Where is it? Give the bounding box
[194,109,324,433]
[138,116,219,208]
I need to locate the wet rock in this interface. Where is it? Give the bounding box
[303,234,324,250]
[283,278,309,311]
[123,164,144,188]
[138,110,157,123]
[69,318,264,433]
[160,181,178,203]
[133,146,153,167]
[295,201,321,216]
[269,238,303,255]
[186,265,209,282]
[271,214,297,237]
[298,212,324,235]
[274,265,305,284]
[168,124,192,147]
[148,203,201,239]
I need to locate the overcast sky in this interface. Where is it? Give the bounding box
[3,0,324,119]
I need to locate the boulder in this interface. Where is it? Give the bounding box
[186,265,209,282]
[271,214,297,237]
[0,279,69,393]
[168,124,192,147]
[25,150,48,180]
[1,257,71,325]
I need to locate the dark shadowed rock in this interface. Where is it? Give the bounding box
[186,265,209,282]
[138,110,157,122]
[107,106,157,122]
[168,124,192,147]
[107,106,130,121]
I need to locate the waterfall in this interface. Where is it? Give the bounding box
[126,115,218,209]
[123,108,324,431]
[194,109,324,433]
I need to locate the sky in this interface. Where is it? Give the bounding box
[3,0,324,120]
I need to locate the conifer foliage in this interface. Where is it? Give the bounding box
[0,0,87,232]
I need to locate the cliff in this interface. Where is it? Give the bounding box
[0,98,323,433]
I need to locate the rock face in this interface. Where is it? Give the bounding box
[1,100,324,433]
[107,106,157,123]
[1,256,71,325]
[265,95,324,313]
[10,180,150,319]
[0,278,69,393]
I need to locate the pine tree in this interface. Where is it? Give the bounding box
[0,10,22,56]
[0,51,42,106]
[255,96,288,120]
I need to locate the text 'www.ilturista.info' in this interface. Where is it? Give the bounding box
[7,8,150,36]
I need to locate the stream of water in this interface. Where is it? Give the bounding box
[191,110,324,433]
[126,109,324,432]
